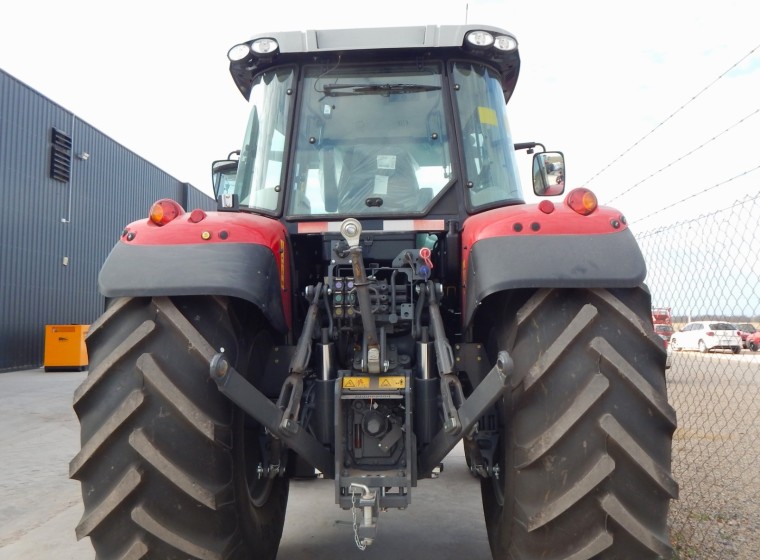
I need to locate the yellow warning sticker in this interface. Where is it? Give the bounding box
[379,376,406,389]
[341,376,406,390]
[342,377,370,389]
[478,106,498,126]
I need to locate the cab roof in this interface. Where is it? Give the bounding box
[228,24,520,102]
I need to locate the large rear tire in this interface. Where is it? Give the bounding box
[481,288,677,559]
[70,296,288,559]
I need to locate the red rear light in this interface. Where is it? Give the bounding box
[149,199,185,226]
[565,188,598,215]
[188,208,207,223]
[538,200,555,214]
[706,331,715,337]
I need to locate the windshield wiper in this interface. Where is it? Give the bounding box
[322,83,441,97]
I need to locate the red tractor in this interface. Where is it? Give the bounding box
[70,24,677,559]
[652,307,673,325]
[652,307,674,346]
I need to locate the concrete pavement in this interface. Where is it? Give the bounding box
[0,368,492,559]
[0,369,93,560]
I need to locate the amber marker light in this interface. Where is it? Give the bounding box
[565,188,598,216]
[149,199,185,226]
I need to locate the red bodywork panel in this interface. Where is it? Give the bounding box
[462,201,628,265]
[463,202,627,244]
[122,210,292,330]
[124,210,286,247]
[460,201,629,317]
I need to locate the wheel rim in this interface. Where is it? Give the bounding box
[492,470,505,507]
[244,427,275,508]
[491,431,506,507]
[237,329,277,509]
[484,326,510,510]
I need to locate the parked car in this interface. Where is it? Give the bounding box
[746,331,760,352]
[654,323,674,346]
[669,321,742,354]
[735,323,757,348]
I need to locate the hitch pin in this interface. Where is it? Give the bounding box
[349,483,376,550]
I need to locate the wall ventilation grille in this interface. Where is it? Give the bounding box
[50,128,72,183]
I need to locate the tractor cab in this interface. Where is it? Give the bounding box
[219,26,532,225]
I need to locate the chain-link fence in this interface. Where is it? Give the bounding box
[634,193,760,560]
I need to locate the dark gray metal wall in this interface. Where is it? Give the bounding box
[0,69,215,372]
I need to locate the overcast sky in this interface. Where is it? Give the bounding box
[1,0,758,233]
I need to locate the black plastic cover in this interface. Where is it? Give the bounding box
[98,242,287,333]
[464,230,647,328]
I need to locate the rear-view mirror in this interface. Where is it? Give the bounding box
[532,151,565,196]
[211,158,239,198]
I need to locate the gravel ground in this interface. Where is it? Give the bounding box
[666,351,760,560]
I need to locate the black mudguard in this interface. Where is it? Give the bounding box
[463,229,647,328]
[98,241,288,333]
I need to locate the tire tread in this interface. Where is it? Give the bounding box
[516,373,609,467]
[75,466,142,540]
[70,390,145,478]
[72,296,287,559]
[481,288,676,559]
[73,320,155,406]
[131,505,226,560]
[128,428,223,510]
[136,353,228,445]
[600,493,672,557]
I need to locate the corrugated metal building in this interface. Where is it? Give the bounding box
[0,69,216,372]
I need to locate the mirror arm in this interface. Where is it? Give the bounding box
[514,141,546,154]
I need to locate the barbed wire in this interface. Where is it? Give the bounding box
[605,108,760,204]
[629,163,760,227]
[584,43,760,186]
[635,190,760,240]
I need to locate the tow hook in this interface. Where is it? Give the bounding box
[349,483,378,550]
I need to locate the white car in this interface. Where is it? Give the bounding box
[669,321,742,354]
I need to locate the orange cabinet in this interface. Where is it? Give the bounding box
[44,325,89,371]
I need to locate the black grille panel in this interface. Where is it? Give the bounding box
[50,127,72,182]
